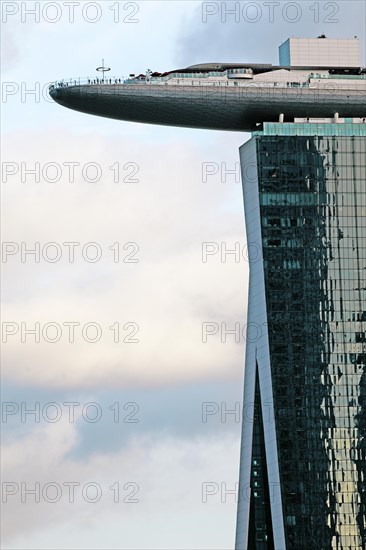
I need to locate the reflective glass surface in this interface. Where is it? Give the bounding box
[255,130,366,549]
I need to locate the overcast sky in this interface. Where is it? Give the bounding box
[1,1,365,549]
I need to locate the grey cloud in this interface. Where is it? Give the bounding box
[2,380,243,458]
[175,1,365,67]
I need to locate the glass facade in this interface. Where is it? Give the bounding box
[248,366,274,549]
[236,124,366,550]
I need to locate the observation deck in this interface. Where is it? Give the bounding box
[49,64,366,131]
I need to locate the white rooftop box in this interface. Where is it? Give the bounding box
[279,36,360,67]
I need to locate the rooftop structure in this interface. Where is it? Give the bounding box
[279,36,360,68]
[49,62,366,131]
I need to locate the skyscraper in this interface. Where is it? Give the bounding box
[236,121,366,549]
[50,36,366,549]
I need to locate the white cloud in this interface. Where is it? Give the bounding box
[2,129,249,389]
[2,419,240,549]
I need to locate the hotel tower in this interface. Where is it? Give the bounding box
[50,36,366,549]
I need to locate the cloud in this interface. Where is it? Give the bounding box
[2,419,240,549]
[1,27,21,72]
[1,378,244,460]
[2,128,250,389]
[175,1,366,67]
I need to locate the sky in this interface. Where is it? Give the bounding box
[1,1,365,548]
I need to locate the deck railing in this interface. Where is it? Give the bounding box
[49,73,365,92]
